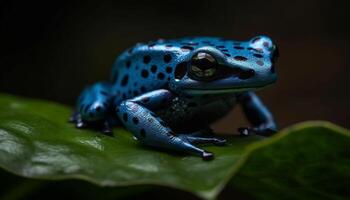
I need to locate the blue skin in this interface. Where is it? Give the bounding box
[71,36,279,160]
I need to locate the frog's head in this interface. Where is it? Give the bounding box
[171,35,278,95]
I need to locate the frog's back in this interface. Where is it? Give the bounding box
[110,37,237,101]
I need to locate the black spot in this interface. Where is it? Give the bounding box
[224,53,231,57]
[188,102,198,107]
[174,62,187,80]
[234,56,248,61]
[166,66,172,74]
[165,44,173,48]
[96,106,102,112]
[132,117,139,124]
[221,49,229,52]
[123,113,128,122]
[147,117,154,123]
[143,55,151,64]
[148,43,156,47]
[112,71,118,82]
[121,75,129,86]
[166,131,175,138]
[163,54,172,63]
[140,129,146,138]
[157,72,165,80]
[122,93,126,99]
[141,70,149,78]
[126,60,131,68]
[133,90,139,96]
[234,46,244,50]
[140,86,146,93]
[256,60,264,66]
[100,91,109,96]
[150,65,157,73]
[253,54,263,58]
[180,46,194,51]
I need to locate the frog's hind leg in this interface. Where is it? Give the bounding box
[116,89,214,160]
[71,82,114,133]
[177,134,226,146]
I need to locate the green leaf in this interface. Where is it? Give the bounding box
[227,122,350,200]
[0,94,261,200]
[0,94,349,200]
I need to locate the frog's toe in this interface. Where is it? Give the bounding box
[238,127,253,137]
[212,138,226,146]
[238,126,276,137]
[101,121,113,134]
[178,134,226,146]
[202,151,214,161]
[76,118,88,129]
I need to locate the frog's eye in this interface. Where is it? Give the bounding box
[189,52,217,81]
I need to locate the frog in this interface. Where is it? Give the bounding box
[70,35,279,160]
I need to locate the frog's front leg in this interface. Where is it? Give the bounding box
[71,82,114,133]
[116,89,214,160]
[237,92,277,136]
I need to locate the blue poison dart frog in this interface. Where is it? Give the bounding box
[70,36,279,160]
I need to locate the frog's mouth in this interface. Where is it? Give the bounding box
[182,76,276,94]
[183,84,273,95]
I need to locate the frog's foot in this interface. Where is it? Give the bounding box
[178,134,226,146]
[238,125,276,137]
[69,112,112,134]
[202,151,214,161]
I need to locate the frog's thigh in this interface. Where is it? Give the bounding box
[116,90,212,159]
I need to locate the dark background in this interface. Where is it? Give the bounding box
[1,0,349,132]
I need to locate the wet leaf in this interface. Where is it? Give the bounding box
[0,94,260,199]
[0,94,348,200]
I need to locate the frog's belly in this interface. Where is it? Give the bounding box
[156,96,237,133]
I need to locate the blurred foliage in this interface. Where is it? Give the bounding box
[0,94,349,200]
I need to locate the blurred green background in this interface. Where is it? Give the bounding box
[1,0,349,133]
